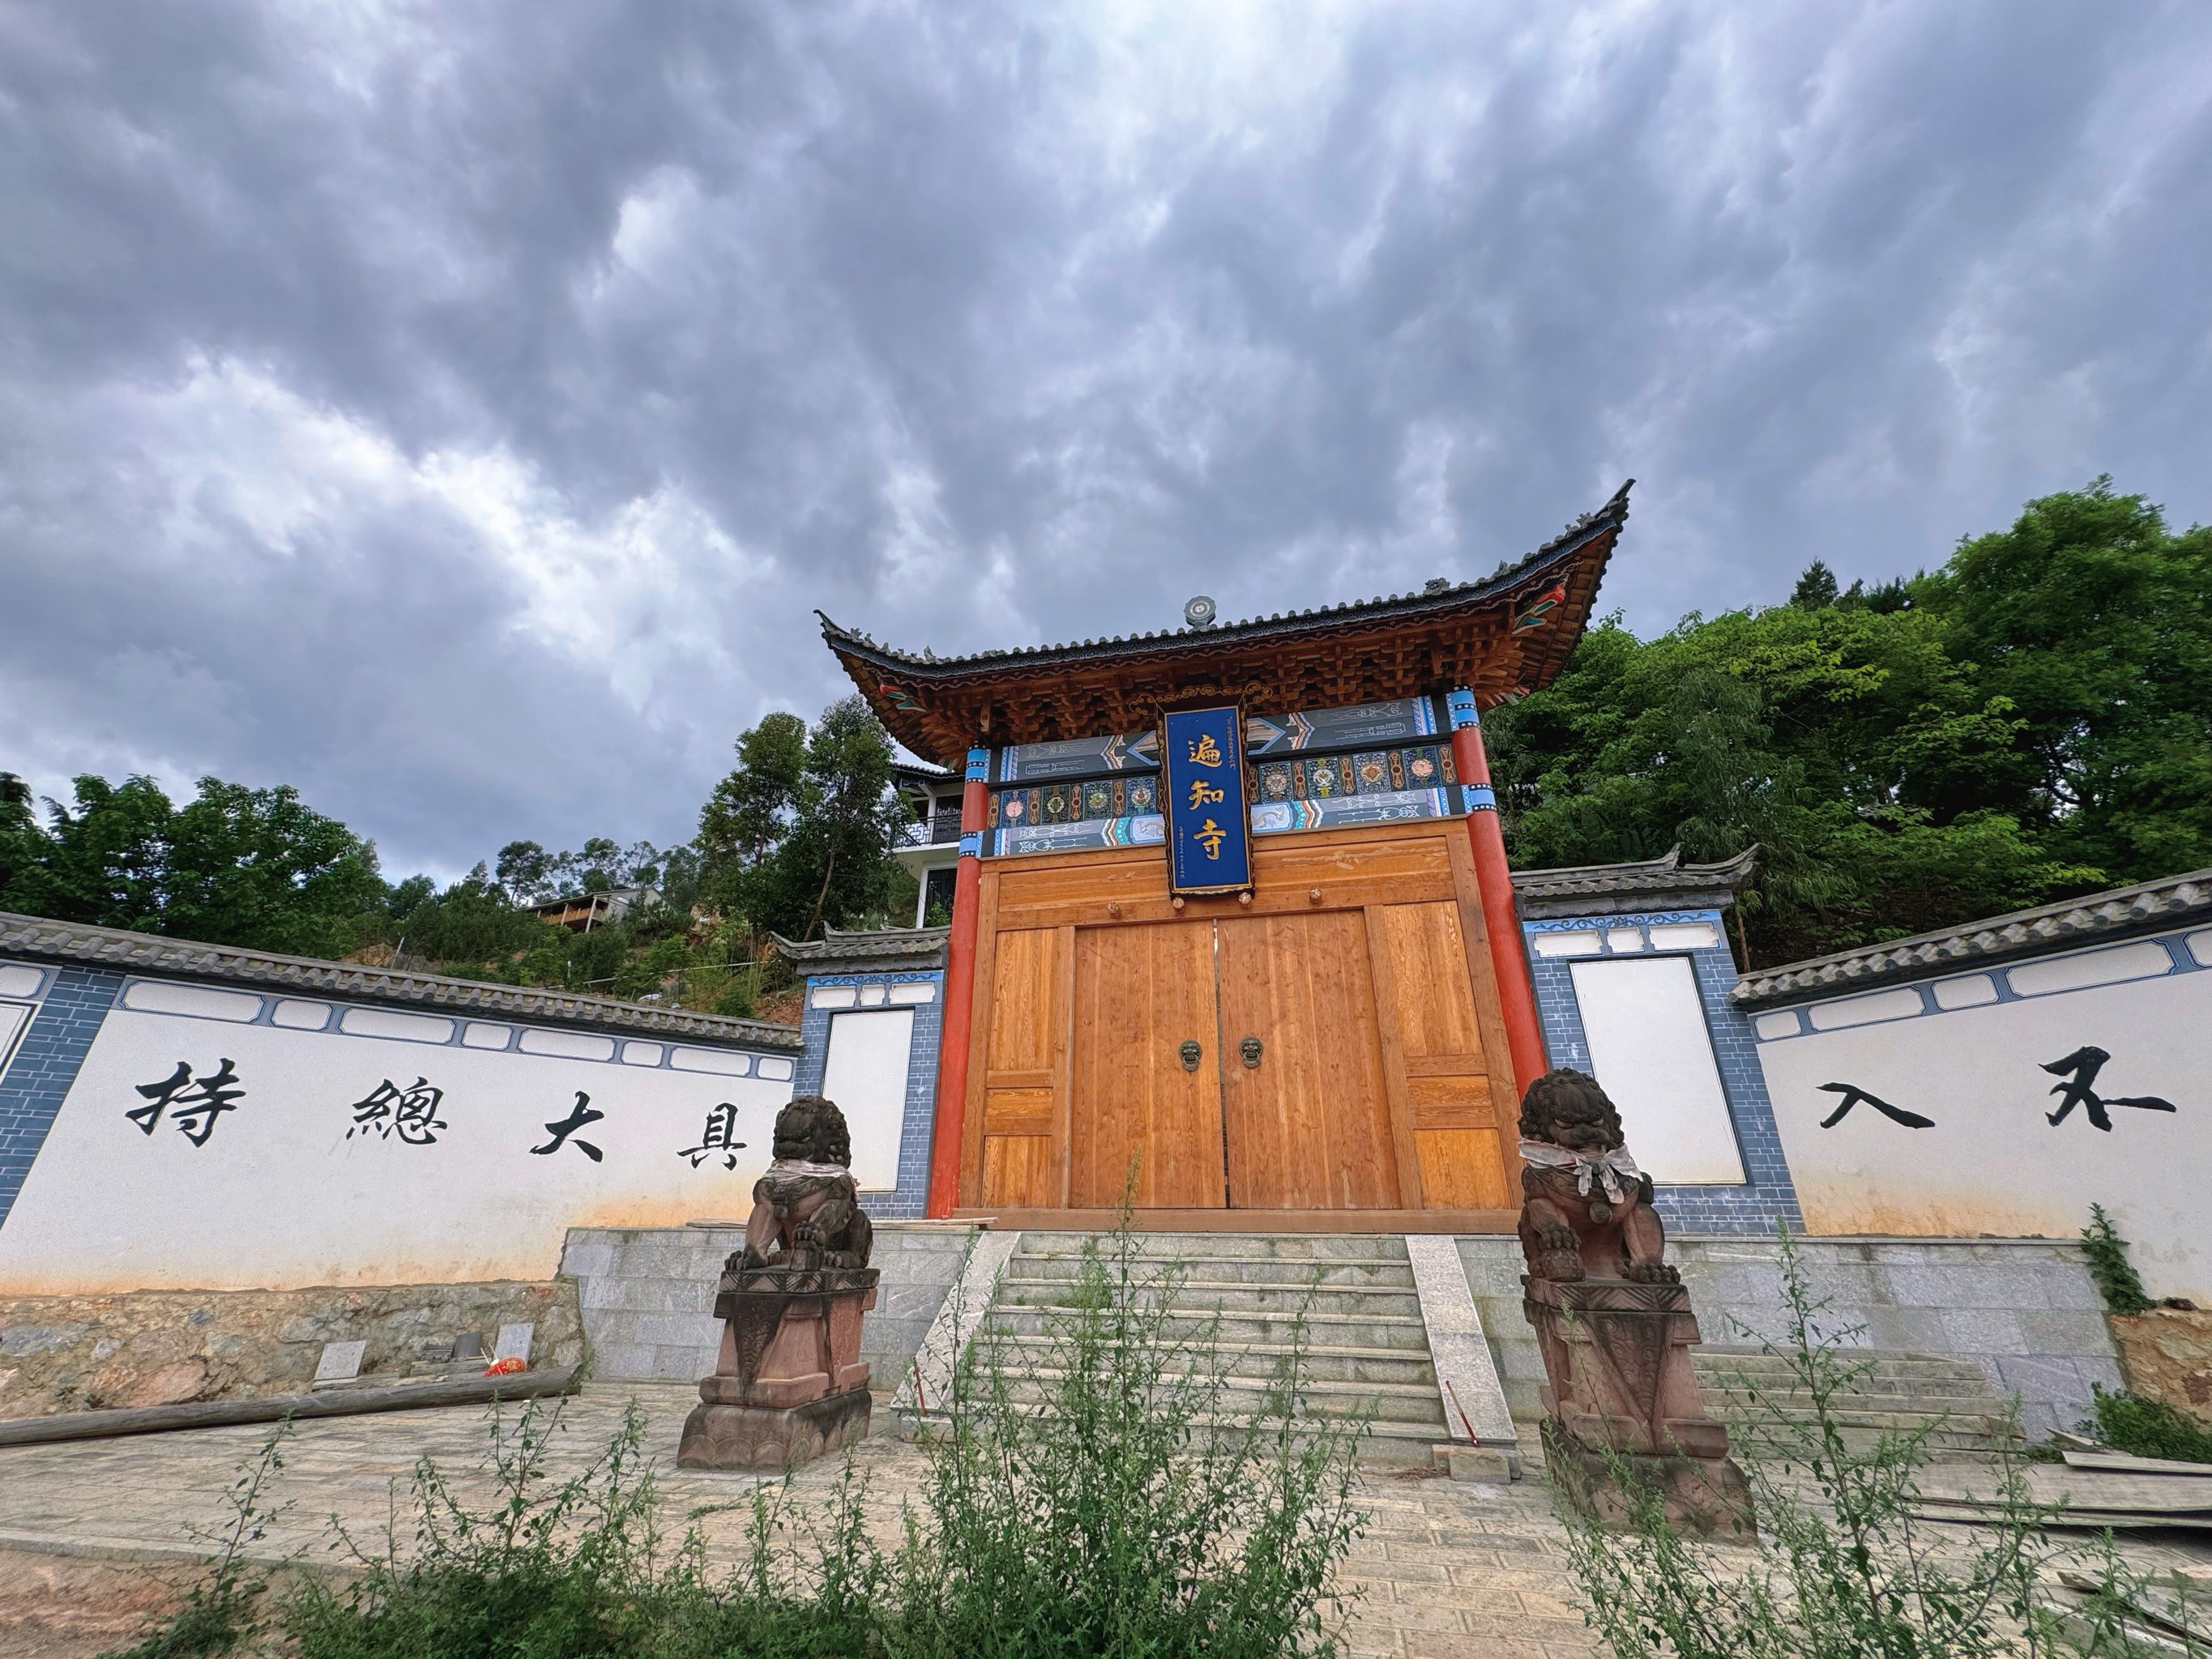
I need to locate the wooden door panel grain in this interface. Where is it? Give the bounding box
[1373,901,1487,1062]
[976,927,1067,1206]
[982,1135,1056,1207]
[1372,900,1513,1208]
[1216,912,1401,1209]
[1411,1129,1510,1209]
[1070,921,1226,1208]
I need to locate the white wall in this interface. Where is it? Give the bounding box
[1569,954,1747,1184]
[0,1000,30,1073]
[818,1008,913,1192]
[1753,935,2211,1303]
[0,981,796,1294]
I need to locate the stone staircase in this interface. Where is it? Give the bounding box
[975,1232,1454,1462]
[1692,1346,2024,1459]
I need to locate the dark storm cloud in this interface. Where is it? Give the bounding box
[2,0,2206,876]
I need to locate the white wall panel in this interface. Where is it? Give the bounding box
[818,1009,914,1192]
[0,998,792,1294]
[1569,956,1746,1184]
[0,1001,31,1073]
[1756,964,2210,1303]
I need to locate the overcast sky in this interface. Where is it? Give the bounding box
[3,1,2208,881]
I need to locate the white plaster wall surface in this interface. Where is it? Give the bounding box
[0,1001,32,1071]
[818,1008,913,1192]
[1569,955,1746,1184]
[1755,966,2209,1303]
[0,1000,797,1294]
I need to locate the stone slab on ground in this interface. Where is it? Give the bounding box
[1405,1234,1515,1446]
[3,1381,2210,1659]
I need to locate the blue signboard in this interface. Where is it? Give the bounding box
[1161,706,1253,893]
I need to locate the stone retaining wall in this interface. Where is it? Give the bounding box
[559,1222,980,1390]
[2108,1306,2212,1428]
[1459,1235,2121,1439]
[0,1280,583,1418]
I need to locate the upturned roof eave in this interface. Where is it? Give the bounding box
[819,482,1630,683]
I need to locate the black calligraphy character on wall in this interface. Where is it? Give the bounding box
[127,1060,245,1147]
[678,1102,746,1170]
[2040,1047,2177,1132]
[1816,1082,1935,1129]
[348,1077,449,1145]
[531,1091,605,1162]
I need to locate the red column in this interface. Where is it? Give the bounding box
[925,749,990,1218]
[1447,689,1550,1098]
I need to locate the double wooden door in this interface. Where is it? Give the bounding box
[964,822,1518,1218]
[1068,912,1403,1209]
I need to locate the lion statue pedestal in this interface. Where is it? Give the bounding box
[1516,1069,1753,1538]
[678,1096,879,1472]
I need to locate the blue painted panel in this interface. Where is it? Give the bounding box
[0,966,126,1229]
[1162,706,1252,893]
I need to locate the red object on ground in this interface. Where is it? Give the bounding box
[483,1357,527,1376]
[925,759,989,1218]
[1450,713,1550,1098]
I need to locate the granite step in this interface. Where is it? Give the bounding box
[971,1232,1454,1461]
[986,1305,1435,1351]
[980,1329,1442,1387]
[1692,1347,2022,1456]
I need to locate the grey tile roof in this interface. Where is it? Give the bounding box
[0,911,801,1049]
[1512,846,1757,918]
[820,482,1632,672]
[1729,867,2212,1008]
[775,926,951,975]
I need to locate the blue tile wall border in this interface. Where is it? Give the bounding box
[1523,911,1801,1235]
[0,965,125,1230]
[793,970,945,1219]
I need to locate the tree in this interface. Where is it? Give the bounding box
[1919,478,2212,880]
[698,710,809,875]
[0,774,386,957]
[1483,480,2196,964]
[493,840,551,903]
[1789,560,1838,608]
[698,698,912,939]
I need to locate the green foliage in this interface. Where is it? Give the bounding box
[906,1225,1367,1657]
[698,697,911,940]
[1488,479,2201,964]
[285,1401,677,1659]
[1929,479,2212,880]
[125,1222,1366,1659]
[2080,1204,2154,1316]
[1558,1226,2192,1659]
[2,773,387,957]
[2085,1388,2212,1465]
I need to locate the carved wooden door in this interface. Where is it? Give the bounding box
[1366,900,1514,1208]
[1068,919,1228,1208]
[1215,911,1403,1208]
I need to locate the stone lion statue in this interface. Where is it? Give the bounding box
[736,1095,874,1272]
[1517,1068,1676,1286]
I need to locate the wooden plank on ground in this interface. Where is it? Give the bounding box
[0,1367,579,1447]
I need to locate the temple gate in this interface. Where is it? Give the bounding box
[822,485,1633,1228]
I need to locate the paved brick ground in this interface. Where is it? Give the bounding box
[0,1383,2203,1659]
